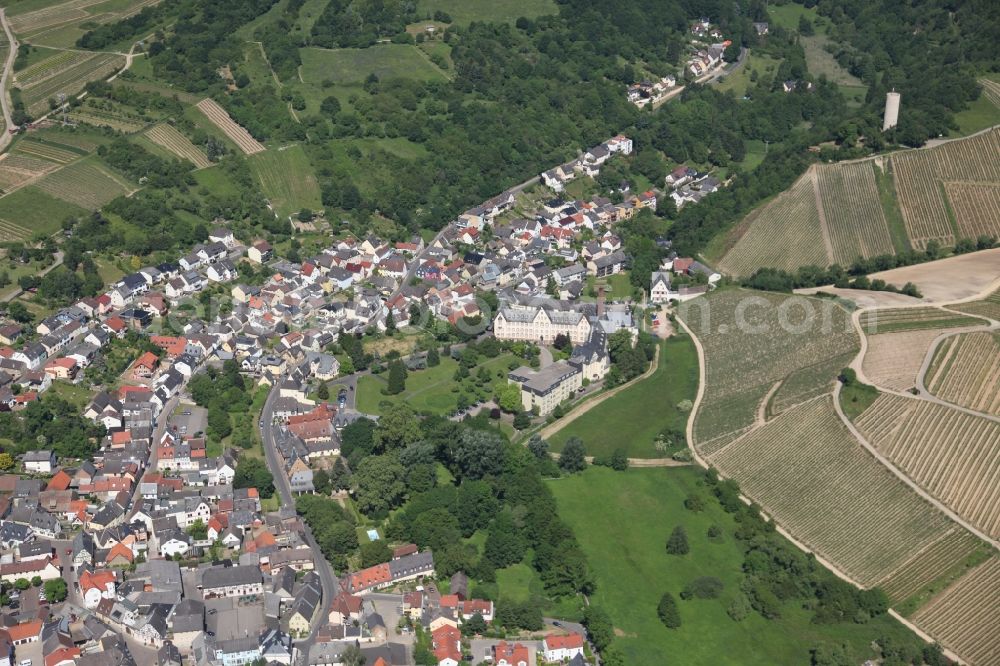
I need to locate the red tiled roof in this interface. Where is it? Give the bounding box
[544,633,584,650]
[5,619,42,642]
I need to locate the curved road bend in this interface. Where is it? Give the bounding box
[259,382,340,657]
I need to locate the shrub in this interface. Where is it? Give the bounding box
[680,576,724,600]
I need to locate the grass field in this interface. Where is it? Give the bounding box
[299,45,449,85]
[801,33,862,86]
[247,145,322,219]
[357,354,518,415]
[420,0,557,25]
[678,289,858,454]
[549,336,697,458]
[0,185,86,239]
[715,52,781,97]
[551,466,930,665]
[948,84,1000,137]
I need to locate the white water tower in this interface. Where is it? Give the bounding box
[883,91,901,131]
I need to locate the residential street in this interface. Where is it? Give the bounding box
[259,380,341,660]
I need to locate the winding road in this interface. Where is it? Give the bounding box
[259,381,340,661]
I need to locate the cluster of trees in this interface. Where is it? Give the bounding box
[77,0,179,49]
[606,328,657,387]
[310,0,416,48]
[0,396,105,459]
[742,266,920,297]
[296,494,360,571]
[98,139,193,189]
[324,406,594,631]
[187,361,253,444]
[233,457,275,499]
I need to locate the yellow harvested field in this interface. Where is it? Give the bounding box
[862,329,942,391]
[926,331,1000,416]
[856,393,1000,538]
[718,167,829,276]
[911,556,1000,666]
[817,160,894,263]
[144,124,211,168]
[868,247,1000,303]
[710,397,952,586]
[944,181,1000,240]
[195,99,265,155]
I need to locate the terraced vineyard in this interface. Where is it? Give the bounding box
[13,139,81,164]
[144,124,211,168]
[862,329,943,391]
[817,161,894,263]
[710,397,953,586]
[716,128,1000,275]
[66,110,146,134]
[855,393,1000,538]
[925,331,1000,415]
[859,306,986,333]
[195,99,265,155]
[35,159,133,209]
[944,182,1000,239]
[8,0,104,34]
[951,288,1000,321]
[17,52,125,115]
[717,169,828,275]
[875,528,986,605]
[678,289,858,454]
[982,79,1000,109]
[892,128,1000,249]
[911,556,1000,666]
[0,154,57,191]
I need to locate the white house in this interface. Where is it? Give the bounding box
[542,634,585,662]
[23,450,55,474]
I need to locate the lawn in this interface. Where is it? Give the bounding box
[247,145,323,219]
[766,2,820,31]
[495,562,542,602]
[46,380,94,410]
[551,466,934,665]
[595,271,633,299]
[738,139,767,172]
[299,45,448,85]
[715,52,781,97]
[420,0,557,25]
[548,335,698,458]
[357,354,518,415]
[948,91,1000,137]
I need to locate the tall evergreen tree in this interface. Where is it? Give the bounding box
[658,592,681,628]
[426,346,440,366]
[666,525,690,555]
[386,360,407,395]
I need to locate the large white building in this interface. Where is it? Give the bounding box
[508,361,582,415]
[493,306,592,345]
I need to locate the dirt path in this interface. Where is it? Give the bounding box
[537,346,659,441]
[0,9,18,154]
[810,165,835,265]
